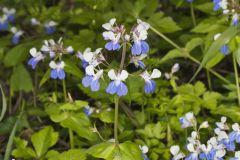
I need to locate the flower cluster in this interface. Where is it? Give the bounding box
[77,18,161,96]
[170,112,240,160]
[213,0,239,26]
[28,38,73,80]
[31,18,57,34]
[0,7,23,45]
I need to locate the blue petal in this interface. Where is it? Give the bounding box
[45,26,56,34]
[50,69,58,79]
[58,69,66,80]
[82,75,93,87]
[144,80,156,94]
[0,22,8,31]
[131,42,142,56]
[105,41,114,50]
[28,58,38,69]
[140,41,149,54]
[220,45,228,55]
[117,81,128,96]
[112,42,120,50]
[229,132,237,142]
[91,79,100,91]
[7,15,15,22]
[213,0,221,11]
[12,35,20,45]
[106,81,118,94]
[138,60,145,69]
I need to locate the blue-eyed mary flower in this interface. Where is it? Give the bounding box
[82,65,103,91]
[165,63,180,79]
[44,21,57,34]
[130,54,147,69]
[77,48,103,69]
[49,61,66,80]
[0,15,8,31]
[199,144,215,160]
[2,7,16,22]
[141,69,161,94]
[179,112,196,128]
[11,27,23,45]
[28,48,45,69]
[214,33,229,55]
[213,0,228,11]
[131,19,150,56]
[106,69,128,96]
[186,0,194,3]
[170,145,185,160]
[216,116,229,130]
[31,18,41,26]
[102,18,122,51]
[232,13,239,26]
[229,123,240,143]
[83,105,94,116]
[139,145,149,160]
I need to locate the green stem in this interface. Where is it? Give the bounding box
[206,70,212,91]
[233,52,240,105]
[150,26,231,84]
[69,129,74,148]
[119,42,127,72]
[114,96,119,145]
[190,2,197,27]
[62,80,67,102]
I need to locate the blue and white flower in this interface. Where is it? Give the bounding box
[83,105,94,116]
[232,13,239,26]
[199,144,215,160]
[82,65,103,91]
[186,143,200,160]
[27,48,45,69]
[44,21,57,34]
[179,112,196,128]
[31,17,41,26]
[0,15,8,31]
[186,0,193,3]
[216,116,229,130]
[130,54,147,69]
[77,48,103,69]
[230,151,240,160]
[215,128,235,151]
[131,19,150,56]
[10,27,23,45]
[49,61,66,80]
[214,33,229,55]
[106,69,128,96]
[213,0,228,11]
[2,7,16,22]
[170,145,185,160]
[141,69,161,94]
[165,63,180,79]
[229,123,240,143]
[139,145,149,160]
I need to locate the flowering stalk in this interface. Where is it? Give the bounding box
[233,51,240,105]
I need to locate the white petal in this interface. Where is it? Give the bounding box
[85,65,95,76]
[171,63,180,74]
[59,61,65,69]
[108,69,117,80]
[83,52,94,62]
[187,143,195,152]
[150,69,161,79]
[214,33,221,40]
[216,149,226,158]
[110,18,116,25]
[141,145,149,154]
[235,151,240,158]
[29,48,37,57]
[49,61,57,69]
[95,69,103,79]
[221,116,227,123]
[120,70,128,81]
[232,123,240,131]
[170,145,180,156]
[66,46,74,53]
[185,112,194,121]
[199,121,209,129]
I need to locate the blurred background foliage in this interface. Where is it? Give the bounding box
[0,0,240,159]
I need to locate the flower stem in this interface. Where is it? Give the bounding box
[69,129,74,148]
[233,52,240,105]
[119,42,127,72]
[114,96,119,145]
[62,80,67,102]
[150,26,231,84]
[190,2,197,27]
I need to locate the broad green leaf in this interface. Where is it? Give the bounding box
[12,138,36,159]
[191,26,240,82]
[149,13,181,33]
[46,149,86,160]
[31,126,59,158]
[0,84,7,122]
[185,38,203,52]
[60,100,88,111]
[87,142,115,159]
[10,64,33,92]
[205,52,225,69]
[118,141,143,160]
[159,49,183,64]
[60,113,97,141]
[212,105,240,122]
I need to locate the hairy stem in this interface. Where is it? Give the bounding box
[62,80,67,102]
[114,96,119,145]
[190,2,197,27]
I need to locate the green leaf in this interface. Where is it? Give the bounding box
[236,47,240,66]
[10,64,33,92]
[46,149,86,160]
[185,38,203,52]
[39,69,50,88]
[31,126,59,158]
[118,141,143,160]
[149,13,181,33]
[12,138,36,159]
[87,142,115,159]
[0,84,7,122]
[159,49,183,64]
[212,105,240,122]
[191,26,240,82]
[64,60,83,79]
